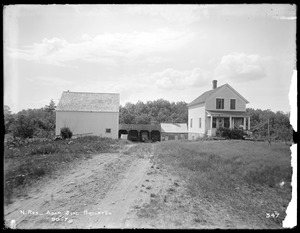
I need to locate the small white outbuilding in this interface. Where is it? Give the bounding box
[55,91,119,139]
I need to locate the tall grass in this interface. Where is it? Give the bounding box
[4,136,128,205]
[153,140,292,228]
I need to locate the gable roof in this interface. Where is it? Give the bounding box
[188,83,249,107]
[56,91,119,112]
[160,123,188,133]
[188,84,226,107]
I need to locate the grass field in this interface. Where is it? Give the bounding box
[141,140,292,229]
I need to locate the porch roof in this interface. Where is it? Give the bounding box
[206,110,250,117]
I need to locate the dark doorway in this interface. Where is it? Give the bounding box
[139,130,150,142]
[118,130,128,139]
[151,130,161,142]
[128,130,139,142]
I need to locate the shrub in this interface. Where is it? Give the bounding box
[60,127,73,139]
[216,127,245,139]
[11,114,36,139]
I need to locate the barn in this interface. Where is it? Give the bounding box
[55,91,119,139]
[160,123,188,141]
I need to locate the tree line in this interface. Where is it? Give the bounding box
[119,99,188,124]
[4,100,56,139]
[246,108,293,143]
[4,99,293,143]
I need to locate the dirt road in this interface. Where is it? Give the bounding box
[4,144,176,229]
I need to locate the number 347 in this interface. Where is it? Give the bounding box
[266,211,279,218]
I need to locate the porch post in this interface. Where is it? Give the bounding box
[229,116,232,129]
[211,117,213,132]
[248,117,250,130]
[243,117,246,130]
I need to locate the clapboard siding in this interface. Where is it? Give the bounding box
[56,111,119,138]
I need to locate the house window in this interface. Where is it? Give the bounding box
[230,99,236,110]
[216,98,224,109]
[199,117,202,128]
[190,118,193,128]
[212,117,216,128]
[106,128,111,133]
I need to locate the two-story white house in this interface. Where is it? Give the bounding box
[188,80,250,139]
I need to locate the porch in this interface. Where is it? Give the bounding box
[206,110,250,137]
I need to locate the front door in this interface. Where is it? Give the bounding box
[216,118,224,128]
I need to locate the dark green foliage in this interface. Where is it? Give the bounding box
[11,114,36,139]
[119,99,188,124]
[60,127,73,139]
[4,105,14,134]
[4,100,56,139]
[216,127,246,139]
[247,108,293,143]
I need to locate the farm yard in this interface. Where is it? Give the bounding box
[4,4,296,230]
[4,137,292,229]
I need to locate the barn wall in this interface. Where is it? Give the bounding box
[56,111,119,139]
[206,87,246,111]
[188,103,206,140]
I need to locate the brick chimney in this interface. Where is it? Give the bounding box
[212,80,217,89]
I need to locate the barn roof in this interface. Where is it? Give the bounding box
[160,123,188,133]
[188,83,249,107]
[56,91,119,112]
[119,124,161,131]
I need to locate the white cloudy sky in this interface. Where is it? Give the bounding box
[4,4,296,113]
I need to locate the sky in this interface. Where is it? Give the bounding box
[3,4,297,114]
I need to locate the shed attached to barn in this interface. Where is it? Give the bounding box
[160,123,188,141]
[55,91,119,139]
